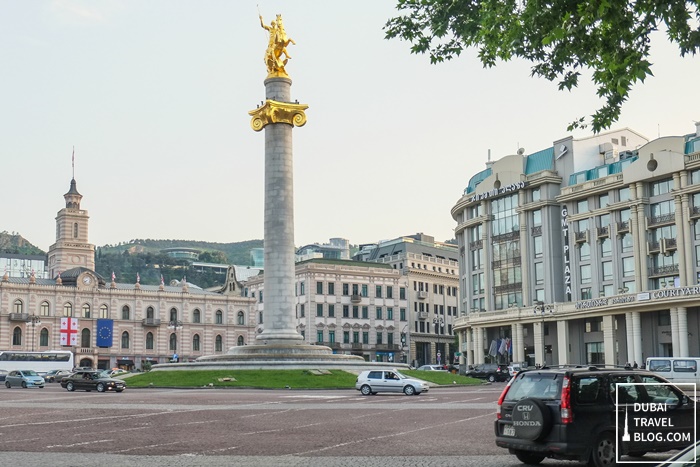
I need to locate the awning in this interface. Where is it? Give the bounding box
[117,359,134,365]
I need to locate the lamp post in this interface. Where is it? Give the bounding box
[26,315,41,352]
[400,324,410,365]
[533,301,554,366]
[167,320,183,362]
[433,317,445,365]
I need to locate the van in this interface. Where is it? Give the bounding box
[645,357,700,384]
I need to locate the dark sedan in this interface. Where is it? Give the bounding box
[60,370,126,393]
[44,369,73,383]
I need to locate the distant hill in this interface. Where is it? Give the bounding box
[0,231,45,255]
[97,238,263,265]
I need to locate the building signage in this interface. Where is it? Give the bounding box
[575,296,635,310]
[562,207,571,301]
[469,181,526,203]
[574,286,700,310]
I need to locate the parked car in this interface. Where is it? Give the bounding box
[60,370,126,393]
[494,365,696,466]
[507,363,524,378]
[355,370,429,396]
[416,365,447,371]
[0,369,8,382]
[467,363,509,382]
[44,369,73,383]
[4,370,45,389]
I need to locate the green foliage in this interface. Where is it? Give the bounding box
[0,231,45,255]
[126,369,360,388]
[385,0,700,132]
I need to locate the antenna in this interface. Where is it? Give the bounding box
[487,149,491,162]
[71,146,75,179]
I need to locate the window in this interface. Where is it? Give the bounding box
[535,263,544,285]
[599,193,609,207]
[40,301,50,316]
[400,308,406,321]
[73,222,78,238]
[532,187,540,202]
[237,336,245,346]
[343,331,350,344]
[40,328,49,346]
[169,308,178,322]
[215,335,223,352]
[328,304,335,317]
[82,304,90,318]
[651,178,673,196]
[317,330,324,343]
[673,360,698,373]
[602,261,613,281]
[623,257,635,277]
[146,332,154,350]
[586,342,605,365]
[13,299,23,314]
[585,318,602,332]
[63,303,72,317]
[12,327,22,345]
[342,283,349,295]
[343,306,349,318]
[99,304,108,318]
[532,209,541,227]
[387,333,394,346]
[621,233,633,253]
[329,330,335,343]
[600,238,612,257]
[192,309,201,324]
[145,306,153,320]
[376,332,383,345]
[533,236,543,258]
[317,304,323,317]
[362,332,369,344]
[328,282,335,295]
[237,311,244,325]
[121,331,130,349]
[316,281,323,294]
[580,265,591,284]
[376,307,382,320]
[618,187,630,202]
[299,304,305,318]
[81,328,90,347]
[581,288,592,299]
[361,285,368,297]
[258,311,263,324]
[577,199,589,214]
[387,307,393,320]
[192,334,200,351]
[299,281,305,295]
[400,287,406,299]
[386,286,393,299]
[216,310,224,324]
[362,306,369,319]
[169,333,177,351]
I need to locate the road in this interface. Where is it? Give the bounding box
[0,382,677,466]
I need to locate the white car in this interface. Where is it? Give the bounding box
[355,369,429,396]
[416,365,447,371]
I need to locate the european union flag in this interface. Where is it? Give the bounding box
[96,319,114,348]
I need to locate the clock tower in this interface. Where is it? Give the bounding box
[47,178,96,279]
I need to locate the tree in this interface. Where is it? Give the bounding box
[385,0,700,132]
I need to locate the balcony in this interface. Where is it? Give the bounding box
[350,294,362,303]
[649,264,680,277]
[375,344,400,351]
[9,313,29,322]
[648,213,675,227]
[617,221,630,234]
[531,225,542,236]
[142,318,161,327]
[597,226,609,238]
[575,230,589,243]
[417,291,428,299]
[351,343,363,350]
[468,240,483,250]
[74,347,98,355]
[418,312,429,320]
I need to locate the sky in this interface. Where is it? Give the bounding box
[2,1,699,252]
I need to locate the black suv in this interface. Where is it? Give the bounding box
[494,365,696,466]
[467,363,509,382]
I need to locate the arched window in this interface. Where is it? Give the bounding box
[237,335,244,346]
[121,331,130,349]
[215,310,223,324]
[40,328,49,347]
[193,309,201,324]
[146,332,154,350]
[13,299,23,314]
[82,303,91,318]
[237,311,245,325]
[123,305,131,320]
[145,306,154,320]
[169,333,177,351]
[73,222,79,238]
[99,304,108,318]
[63,303,73,317]
[192,334,200,351]
[258,311,263,324]
[170,308,178,322]
[40,301,50,316]
[215,335,223,352]
[12,327,22,346]
[81,328,91,348]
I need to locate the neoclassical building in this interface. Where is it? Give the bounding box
[452,123,700,368]
[0,178,256,370]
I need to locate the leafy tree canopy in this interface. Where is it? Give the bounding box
[385,0,700,132]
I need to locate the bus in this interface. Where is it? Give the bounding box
[0,350,74,375]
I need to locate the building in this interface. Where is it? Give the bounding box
[0,178,256,370]
[0,254,48,279]
[354,233,460,367]
[452,123,700,369]
[296,238,350,261]
[243,258,409,362]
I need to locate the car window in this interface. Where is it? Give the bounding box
[609,375,641,404]
[673,360,697,373]
[504,373,563,402]
[648,359,671,372]
[367,371,382,380]
[575,376,601,404]
[640,375,683,405]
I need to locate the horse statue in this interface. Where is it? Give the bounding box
[260,14,296,77]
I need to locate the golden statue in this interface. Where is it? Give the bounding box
[259,13,296,78]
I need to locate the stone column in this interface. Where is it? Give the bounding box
[625,312,635,364]
[557,320,569,365]
[515,322,524,363]
[670,308,679,357]
[678,307,689,357]
[534,322,544,366]
[602,315,615,365]
[632,311,643,364]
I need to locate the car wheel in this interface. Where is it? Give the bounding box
[487,374,496,383]
[21,381,27,388]
[5,381,10,388]
[403,385,416,396]
[66,382,75,392]
[360,384,372,396]
[514,451,545,465]
[589,432,615,467]
[96,383,106,393]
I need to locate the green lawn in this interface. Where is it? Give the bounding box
[123,369,484,389]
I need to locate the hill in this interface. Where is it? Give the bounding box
[0,231,45,255]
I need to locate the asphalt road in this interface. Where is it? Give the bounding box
[0,382,680,466]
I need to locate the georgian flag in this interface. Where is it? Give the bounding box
[60,317,79,346]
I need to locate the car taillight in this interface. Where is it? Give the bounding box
[496,378,514,419]
[560,375,572,424]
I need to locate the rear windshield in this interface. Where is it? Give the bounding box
[505,372,563,402]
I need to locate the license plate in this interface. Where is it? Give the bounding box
[503,425,515,437]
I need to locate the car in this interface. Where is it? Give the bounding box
[507,363,524,378]
[655,440,699,466]
[44,369,73,383]
[467,363,509,382]
[4,369,45,388]
[60,370,126,393]
[355,369,429,396]
[494,365,696,466]
[416,364,447,371]
[0,369,8,382]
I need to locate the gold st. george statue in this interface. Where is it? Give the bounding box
[260,13,296,78]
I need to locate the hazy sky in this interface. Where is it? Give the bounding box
[2,1,699,252]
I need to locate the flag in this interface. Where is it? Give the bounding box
[506,337,512,356]
[111,271,116,281]
[160,275,164,286]
[136,272,140,283]
[488,339,498,357]
[498,338,507,355]
[96,319,114,348]
[60,317,79,346]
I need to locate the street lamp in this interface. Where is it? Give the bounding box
[167,320,183,362]
[400,324,410,365]
[433,317,444,334]
[533,301,554,366]
[26,315,41,352]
